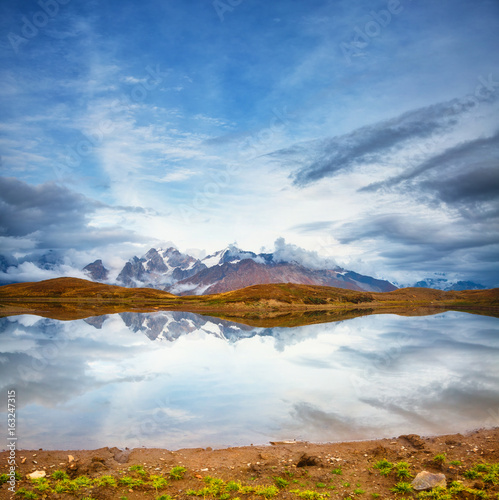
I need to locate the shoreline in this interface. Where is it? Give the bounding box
[2,428,497,499]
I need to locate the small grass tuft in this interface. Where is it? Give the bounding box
[51,470,69,480]
[169,465,187,480]
[433,454,446,465]
[274,477,289,488]
[373,459,394,476]
[391,482,413,494]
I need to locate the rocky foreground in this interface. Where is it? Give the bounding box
[1,428,498,499]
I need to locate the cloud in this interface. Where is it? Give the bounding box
[268,92,498,187]
[272,237,337,269]
[0,176,101,237]
[0,177,146,254]
[362,132,499,215]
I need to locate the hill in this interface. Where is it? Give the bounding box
[0,278,498,324]
[0,277,176,300]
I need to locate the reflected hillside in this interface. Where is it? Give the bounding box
[1,310,498,450]
[1,277,498,325]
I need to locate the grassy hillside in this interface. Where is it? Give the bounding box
[0,277,176,299]
[0,277,498,324]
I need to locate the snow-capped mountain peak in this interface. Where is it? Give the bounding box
[201,245,262,268]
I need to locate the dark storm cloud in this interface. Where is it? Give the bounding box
[0,177,144,250]
[362,132,499,215]
[0,177,101,237]
[269,96,489,186]
[336,214,498,250]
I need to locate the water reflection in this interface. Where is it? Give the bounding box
[0,311,498,450]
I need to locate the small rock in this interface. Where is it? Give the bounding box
[68,455,75,463]
[27,471,46,480]
[297,454,320,467]
[21,457,26,464]
[400,434,426,449]
[412,471,446,491]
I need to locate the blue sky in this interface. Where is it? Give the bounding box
[1,0,498,286]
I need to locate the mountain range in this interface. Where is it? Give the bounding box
[0,245,488,293]
[83,245,397,294]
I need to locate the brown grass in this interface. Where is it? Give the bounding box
[0,277,498,325]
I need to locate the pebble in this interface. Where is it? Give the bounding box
[27,471,46,480]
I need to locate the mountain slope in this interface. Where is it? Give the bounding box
[116,247,206,287]
[170,258,397,295]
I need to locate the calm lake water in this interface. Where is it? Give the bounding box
[1,310,498,450]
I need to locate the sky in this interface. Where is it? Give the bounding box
[0,0,498,286]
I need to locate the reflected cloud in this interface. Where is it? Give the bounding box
[0,311,497,449]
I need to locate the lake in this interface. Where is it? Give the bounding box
[1,310,498,450]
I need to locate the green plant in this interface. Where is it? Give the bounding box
[464,462,499,484]
[371,494,380,498]
[15,488,38,499]
[51,470,69,480]
[316,482,327,488]
[150,474,169,490]
[373,459,393,476]
[226,480,242,492]
[274,477,289,488]
[129,464,147,476]
[342,482,351,488]
[119,476,144,489]
[391,482,413,494]
[417,486,452,500]
[31,478,51,492]
[449,460,462,466]
[433,454,446,465]
[93,474,117,487]
[331,467,343,475]
[0,473,9,485]
[395,461,413,479]
[157,496,174,500]
[353,488,366,495]
[255,485,279,499]
[53,478,79,493]
[291,490,331,500]
[169,465,187,480]
[73,475,92,487]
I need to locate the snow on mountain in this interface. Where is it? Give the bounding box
[116,247,206,288]
[201,244,266,268]
[117,310,258,342]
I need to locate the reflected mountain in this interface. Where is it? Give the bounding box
[118,311,261,342]
[0,311,498,449]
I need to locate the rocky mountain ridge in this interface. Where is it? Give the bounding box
[84,245,397,295]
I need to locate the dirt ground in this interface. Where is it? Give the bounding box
[1,428,498,499]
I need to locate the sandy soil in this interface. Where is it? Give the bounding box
[1,428,497,499]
